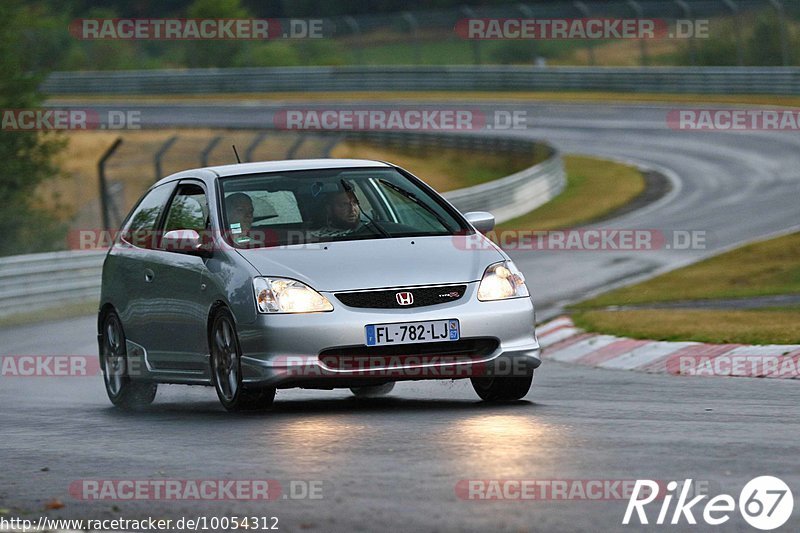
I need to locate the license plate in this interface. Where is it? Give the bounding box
[365,319,460,347]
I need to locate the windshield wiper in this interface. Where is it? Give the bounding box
[340,179,392,238]
[377,178,454,232]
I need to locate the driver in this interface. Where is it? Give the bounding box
[310,189,364,238]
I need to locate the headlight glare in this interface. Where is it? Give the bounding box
[477,260,529,301]
[253,277,333,313]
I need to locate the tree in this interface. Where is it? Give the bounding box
[0,1,66,256]
[185,0,250,68]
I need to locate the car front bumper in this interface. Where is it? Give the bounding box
[237,282,540,388]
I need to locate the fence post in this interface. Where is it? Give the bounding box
[461,5,481,65]
[200,135,222,167]
[626,0,648,66]
[245,132,269,162]
[343,16,364,65]
[154,135,178,182]
[402,12,422,65]
[98,137,123,230]
[722,0,745,66]
[286,136,306,159]
[675,0,696,66]
[322,135,342,157]
[572,1,595,66]
[768,0,790,66]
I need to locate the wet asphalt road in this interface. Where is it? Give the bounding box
[2,100,797,531]
[0,315,799,532]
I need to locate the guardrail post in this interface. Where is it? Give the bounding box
[461,6,481,65]
[98,137,123,230]
[722,0,745,66]
[626,0,648,66]
[402,12,422,65]
[675,0,696,66]
[768,0,790,66]
[343,16,364,65]
[245,132,268,162]
[572,1,595,66]
[200,135,222,167]
[154,135,178,182]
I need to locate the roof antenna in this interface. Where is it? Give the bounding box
[232,145,242,164]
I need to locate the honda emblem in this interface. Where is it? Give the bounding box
[395,292,414,306]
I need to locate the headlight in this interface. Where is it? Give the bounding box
[252,277,333,313]
[477,260,529,301]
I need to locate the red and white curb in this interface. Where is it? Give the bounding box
[537,317,800,379]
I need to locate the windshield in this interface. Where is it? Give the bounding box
[219,167,468,248]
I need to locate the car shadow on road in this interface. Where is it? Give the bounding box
[102,396,537,419]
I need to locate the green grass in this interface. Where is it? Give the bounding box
[498,155,646,231]
[575,231,800,308]
[571,231,800,345]
[572,308,800,345]
[0,300,98,329]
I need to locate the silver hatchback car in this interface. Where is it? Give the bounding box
[98,159,541,411]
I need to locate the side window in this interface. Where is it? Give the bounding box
[122,184,174,249]
[163,183,208,235]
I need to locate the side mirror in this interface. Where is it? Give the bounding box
[464,211,495,233]
[161,229,211,257]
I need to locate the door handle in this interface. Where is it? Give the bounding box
[144,268,155,283]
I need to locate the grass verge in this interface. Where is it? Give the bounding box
[497,155,646,231]
[0,300,99,329]
[572,231,800,345]
[576,231,800,307]
[572,308,800,345]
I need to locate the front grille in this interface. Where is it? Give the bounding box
[335,284,467,309]
[318,338,499,370]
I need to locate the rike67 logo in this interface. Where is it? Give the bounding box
[623,476,794,530]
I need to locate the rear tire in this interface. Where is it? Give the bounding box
[210,309,275,412]
[471,371,533,401]
[101,311,157,409]
[350,382,395,398]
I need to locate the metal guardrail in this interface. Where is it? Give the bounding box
[0,134,564,319]
[42,66,800,95]
[0,250,107,317]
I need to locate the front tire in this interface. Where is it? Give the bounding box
[101,311,157,409]
[210,309,275,412]
[471,371,534,402]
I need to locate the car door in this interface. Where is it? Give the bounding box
[143,180,212,373]
[109,182,176,352]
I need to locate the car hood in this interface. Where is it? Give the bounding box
[235,235,506,292]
